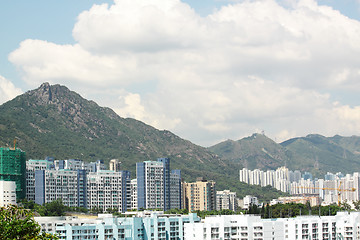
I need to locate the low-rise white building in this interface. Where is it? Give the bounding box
[35,212,200,240]
[216,190,237,211]
[242,195,259,209]
[0,180,17,207]
[184,214,284,240]
[184,212,360,240]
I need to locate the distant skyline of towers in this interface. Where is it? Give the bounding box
[240,166,360,205]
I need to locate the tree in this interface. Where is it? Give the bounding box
[90,206,103,214]
[353,200,360,211]
[42,199,68,216]
[341,201,351,211]
[0,204,58,239]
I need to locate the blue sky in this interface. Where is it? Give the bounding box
[1,0,360,146]
[1,0,359,88]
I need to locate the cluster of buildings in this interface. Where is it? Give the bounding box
[35,211,200,240]
[240,167,360,206]
[34,210,360,240]
[3,147,360,239]
[0,147,239,213]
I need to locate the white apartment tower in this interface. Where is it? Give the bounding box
[137,160,166,210]
[130,179,138,210]
[26,159,54,201]
[87,170,131,212]
[34,169,86,208]
[216,190,237,211]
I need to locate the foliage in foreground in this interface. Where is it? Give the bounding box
[0,205,58,240]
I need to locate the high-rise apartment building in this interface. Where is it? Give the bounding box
[87,170,131,212]
[170,169,182,209]
[31,158,132,212]
[137,159,168,211]
[130,179,138,210]
[26,158,54,201]
[183,178,216,212]
[34,168,87,208]
[157,158,170,211]
[136,158,181,211]
[0,147,26,199]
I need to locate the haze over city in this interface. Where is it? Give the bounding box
[1,0,360,146]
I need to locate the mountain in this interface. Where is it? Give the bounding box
[209,133,360,177]
[281,134,360,175]
[0,83,286,201]
[209,133,291,170]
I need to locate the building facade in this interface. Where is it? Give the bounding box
[0,147,26,199]
[136,158,181,211]
[29,158,132,212]
[0,180,17,206]
[87,170,131,212]
[183,178,216,212]
[184,211,360,240]
[34,169,87,208]
[216,190,237,211]
[242,195,259,210]
[130,178,138,210]
[26,158,54,201]
[109,159,121,172]
[170,169,182,210]
[35,212,200,240]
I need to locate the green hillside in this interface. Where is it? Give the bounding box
[281,134,360,175]
[0,83,285,201]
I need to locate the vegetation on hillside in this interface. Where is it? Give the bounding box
[0,83,285,201]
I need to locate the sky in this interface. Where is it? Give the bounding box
[1,0,360,147]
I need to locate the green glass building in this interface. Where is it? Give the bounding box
[0,147,26,199]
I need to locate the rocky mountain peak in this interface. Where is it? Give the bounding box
[31,82,53,104]
[25,82,75,107]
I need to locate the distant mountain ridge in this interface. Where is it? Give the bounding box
[209,133,360,177]
[0,83,286,200]
[0,83,221,173]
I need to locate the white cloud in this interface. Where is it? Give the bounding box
[113,91,181,130]
[8,0,360,146]
[0,76,23,105]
